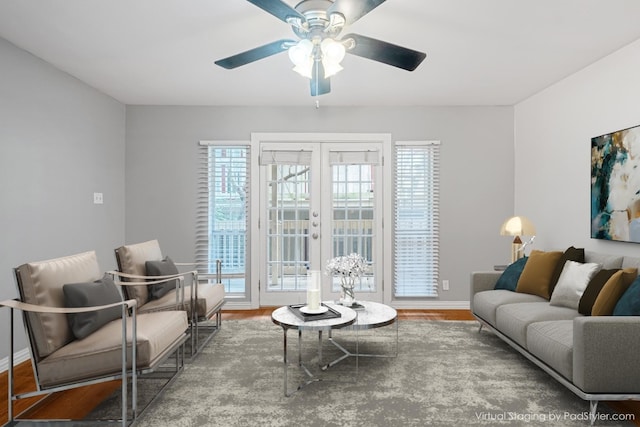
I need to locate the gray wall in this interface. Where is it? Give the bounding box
[125,105,515,304]
[515,38,640,256]
[0,38,126,360]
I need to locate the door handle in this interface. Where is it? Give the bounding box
[312,233,319,239]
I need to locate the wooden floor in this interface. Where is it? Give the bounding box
[1,309,638,425]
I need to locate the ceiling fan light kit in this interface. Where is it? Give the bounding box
[215,0,426,96]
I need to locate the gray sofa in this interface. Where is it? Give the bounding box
[470,250,640,421]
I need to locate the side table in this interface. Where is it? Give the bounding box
[271,303,357,396]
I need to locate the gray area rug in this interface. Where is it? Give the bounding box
[92,319,633,426]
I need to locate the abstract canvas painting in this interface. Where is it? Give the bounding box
[592,124,640,242]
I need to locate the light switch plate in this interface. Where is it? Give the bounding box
[93,192,103,204]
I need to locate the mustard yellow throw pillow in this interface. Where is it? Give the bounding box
[592,268,637,316]
[516,250,564,299]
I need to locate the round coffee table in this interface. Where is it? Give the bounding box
[272,303,357,396]
[327,301,398,368]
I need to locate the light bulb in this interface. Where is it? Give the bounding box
[320,38,346,63]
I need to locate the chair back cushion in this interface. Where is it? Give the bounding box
[115,239,163,307]
[14,251,102,358]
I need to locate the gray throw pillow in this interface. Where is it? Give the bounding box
[145,256,179,300]
[63,274,123,340]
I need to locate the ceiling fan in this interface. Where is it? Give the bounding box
[215,0,427,96]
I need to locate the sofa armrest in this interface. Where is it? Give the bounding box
[469,271,501,309]
[573,316,640,394]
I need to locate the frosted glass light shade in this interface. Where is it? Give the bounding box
[288,39,313,66]
[500,216,536,236]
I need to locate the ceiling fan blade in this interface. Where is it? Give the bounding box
[215,39,295,69]
[310,61,331,96]
[327,0,387,25]
[342,33,426,71]
[246,0,305,23]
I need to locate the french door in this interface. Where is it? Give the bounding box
[258,140,383,306]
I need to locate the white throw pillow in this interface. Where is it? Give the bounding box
[549,261,601,309]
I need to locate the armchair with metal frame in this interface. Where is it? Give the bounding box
[1,250,188,426]
[112,239,225,361]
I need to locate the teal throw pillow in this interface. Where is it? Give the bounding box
[494,256,528,291]
[613,276,640,316]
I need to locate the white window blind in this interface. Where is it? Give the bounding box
[328,150,380,165]
[260,149,312,165]
[393,141,440,297]
[197,142,250,296]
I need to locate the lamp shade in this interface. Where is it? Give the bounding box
[500,216,536,236]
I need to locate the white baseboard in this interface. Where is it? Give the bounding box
[225,300,471,310]
[389,300,471,310]
[0,348,31,374]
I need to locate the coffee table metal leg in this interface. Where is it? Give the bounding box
[283,327,288,396]
[318,330,323,367]
[327,319,398,367]
[282,327,322,396]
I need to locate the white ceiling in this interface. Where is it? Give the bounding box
[2,0,640,107]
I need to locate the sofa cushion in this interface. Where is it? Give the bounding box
[516,250,563,299]
[584,251,623,269]
[548,246,585,295]
[621,256,640,270]
[613,276,640,315]
[37,310,188,388]
[527,320,574,381]
[494,257,527,291]
[578,269,619,315]
[592,268,637,316]
[63,274,123,339]
[473,290,546,327]
[146,256,179,300]
[549,261,600,310]
[495,302,581,348]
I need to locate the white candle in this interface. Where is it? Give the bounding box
[307,289,320,310]
[307,270,321,310]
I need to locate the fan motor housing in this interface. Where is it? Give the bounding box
[293,0,342,39]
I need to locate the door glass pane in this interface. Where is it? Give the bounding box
[331,164,375,293]
[266,163,311,291]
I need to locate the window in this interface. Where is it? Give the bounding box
[393,141,440,297]
[197,142,250,297]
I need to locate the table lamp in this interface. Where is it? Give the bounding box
[500,216,536,263]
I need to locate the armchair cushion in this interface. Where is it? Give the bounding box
[63,274,123,339]
[115,239,163,306]
[15,251,102,358]
[146,256,179,300]
[37,310,188,388]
